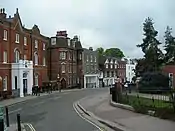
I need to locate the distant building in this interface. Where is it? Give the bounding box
[117,58,127,82]
[48,31,83,89]
[82,47,99,88]
[98,56,118,87]
[125,58,136,83]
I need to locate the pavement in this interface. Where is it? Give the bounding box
[0,88,108,131]
[79,91,175,131]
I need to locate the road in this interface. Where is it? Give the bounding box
[7,88,108,131]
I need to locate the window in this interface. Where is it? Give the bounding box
[69,52,71,60]
[43,57,46,66]
[62,64,66,73]
[24,37,27,45]
[106,64,108,69]
[115,64,117,69]
[15,33,19,43]
[67,39,70,46]
[79,53,82,60]
[90,55,93,62]
[15,50,20,63]
[94,56,96,62]
[35,40,38,48]
[3,76,7,91]
[24,54,27,60]
[86,55,89,62]
[3,51,7,63]
[3,30,7,40]
[15,76,17,90]
[60,52,66,60]
[68,64,71,73]
[110,64,113,69]
[51,38,56,45]
[73,52,76,60]
[34,74,38,86]
[34,53,38,65]
[43,43,45,50]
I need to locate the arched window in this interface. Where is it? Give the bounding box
[34,52,38,65]
[34,73,38,86]
[14,49,20,63]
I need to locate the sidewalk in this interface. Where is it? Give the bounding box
[79,92,175,131]
[0,88,82,107]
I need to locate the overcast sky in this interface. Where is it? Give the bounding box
[1,0,175,58]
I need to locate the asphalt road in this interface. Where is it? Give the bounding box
[7,88,108,131]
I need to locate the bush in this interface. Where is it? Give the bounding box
[138,72,170,93]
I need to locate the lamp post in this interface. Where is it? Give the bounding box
[57,74,61,92]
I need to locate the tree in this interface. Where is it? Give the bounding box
[164,26,175,64]
[104,48,124,58]
[96,47,104,56]
[137,17,163,72]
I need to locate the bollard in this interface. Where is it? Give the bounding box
[17,114,21,131]
[0,119,4,131]
[5,107,9,127]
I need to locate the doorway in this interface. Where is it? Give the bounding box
[61,78,66,89]
[23,79,27,95]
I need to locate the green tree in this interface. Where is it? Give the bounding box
[96,47,104,56]
[164,26,175,64]
[137,17,163,72]
[104,48,124,58]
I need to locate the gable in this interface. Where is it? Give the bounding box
[13,8,23,32]
[105,59,109,64]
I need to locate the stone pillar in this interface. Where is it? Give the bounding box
[84,76,86,88]
[19,69,24,97]
[27,61,33,95]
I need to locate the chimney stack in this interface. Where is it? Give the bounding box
[73,35,78,42]
[89,47,93,51]
[56,31,68,37]
[0,8,6,18]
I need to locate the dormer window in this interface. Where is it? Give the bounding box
[106,64,108,68]
[105,59,109,64]
[110,64,113,69]
[51,37,56,45]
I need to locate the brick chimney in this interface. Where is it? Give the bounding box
[73,35,79,42]
[0,8,7,19]
[89,47,93,51]
[56,31,68,37]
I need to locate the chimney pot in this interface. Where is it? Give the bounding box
[89,47,93,51]
[2,8,5,13]
[0,8,2,13]
[9,15,11,18]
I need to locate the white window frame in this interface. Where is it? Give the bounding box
[43,43,45,50]
[3,76,7,91]
[79,53,82,60]
[86,55,89,62]
[34,52,38,65]
[91,55,93,62]
[106,64,108,69]
[3,30,7,41]
[60,52,66,60]
[62,64,66,73]
[35,40,38,49]
[115,64,117,69]
[94,56,96,62]
[15,50,20,63]
[24,37,27,45]
[3,51,7,63]
[51,38,56,45]
[110,64,113,69]
[68,39,70,46]
[15,33,20,43]
[43,57,46,66]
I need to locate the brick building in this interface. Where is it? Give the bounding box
[48,31,83,89]
[0,8,49,97]
[117,59,126,82]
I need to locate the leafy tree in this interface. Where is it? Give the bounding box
[164,26,175,64]
[96,47,104,56]
[137,17,163,72]
[104,48,124,58]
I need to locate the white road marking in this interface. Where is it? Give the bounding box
[73,102,104,131]
[25,123,36,131]
[8,108,22,114]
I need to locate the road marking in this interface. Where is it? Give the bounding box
[8,108,22,114]
[73,103,104,131]
[25,123,36,131]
